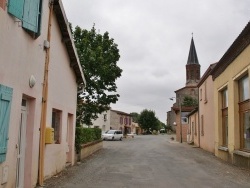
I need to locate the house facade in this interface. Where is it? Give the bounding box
[197,63,217,153]
[91,109,132,135]
[90,110,111,133]
[212,22,250,168]
[0,0,85,187]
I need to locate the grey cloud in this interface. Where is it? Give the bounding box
[62,0,250,122]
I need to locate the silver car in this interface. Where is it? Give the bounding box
[102,130,123,141]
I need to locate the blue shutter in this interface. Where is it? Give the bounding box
[0,85,13,163]
[22,0,40,33]
[7,0,25,20]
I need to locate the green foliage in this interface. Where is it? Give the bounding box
[130,112,140,123]
[73,25,122,125]
[75,127,102,153]
[138,109,159,131]
[182,96,198,107]
[152,130,158,135]
[165,125,173,132]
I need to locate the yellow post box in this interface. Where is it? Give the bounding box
[45,127,54,144]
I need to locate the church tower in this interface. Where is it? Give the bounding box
[186,37,200,86]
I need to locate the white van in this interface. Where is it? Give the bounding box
[102,130,123,141]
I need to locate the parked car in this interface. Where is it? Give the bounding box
[102,130,123,141]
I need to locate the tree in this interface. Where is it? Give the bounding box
[182,96,198,107]
[138,109,159,132]
[73,25,122,126]
[130,112,140,123]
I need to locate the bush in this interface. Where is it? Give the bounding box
[152,130,158,135]
[75,127,102,153]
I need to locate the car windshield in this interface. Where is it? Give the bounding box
[106,130,115,134]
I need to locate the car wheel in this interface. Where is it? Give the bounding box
[120,137,123,141]
[112,137,114,141]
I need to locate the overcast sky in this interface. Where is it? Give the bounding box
[62,0,249,123]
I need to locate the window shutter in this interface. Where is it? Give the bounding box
[7,0,25,20]
[22,0,40,33]
[0,85,13,163]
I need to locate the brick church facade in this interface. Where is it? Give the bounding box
[170,37,200,142]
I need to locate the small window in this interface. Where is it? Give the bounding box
[124,117,128,125]
[201,115,204,136]
[204,81,207,102]
[52,109,62,144]
[120,117,123,125]
[104,114,107,121]
[200,88,202,101]
[193,122,196,136]
[239,75,249,102]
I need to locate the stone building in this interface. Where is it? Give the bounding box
[171,37,200,142]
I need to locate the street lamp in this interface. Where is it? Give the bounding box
[170,97,182,143]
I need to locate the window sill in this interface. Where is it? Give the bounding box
[233,150,250,158]
[218,146,228,152]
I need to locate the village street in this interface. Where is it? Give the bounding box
[44,135,250,188]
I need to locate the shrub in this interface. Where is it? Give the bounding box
[75,127,102,153]
[152,130,158,135]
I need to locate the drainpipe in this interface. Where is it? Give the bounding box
[38,1,53,186]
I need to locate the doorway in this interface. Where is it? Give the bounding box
[16,99,27,188]
[66,114,73,164]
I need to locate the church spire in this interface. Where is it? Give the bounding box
[186,36,200,86]
[187,37,199,65]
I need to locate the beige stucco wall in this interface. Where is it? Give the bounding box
[214,44,250,162]
[199,76,215,153]
[0,1,79,187]
[91,110,111,132]
[188,111,199,146]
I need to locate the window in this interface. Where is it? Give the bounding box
[239,75,250,150]
[181,112,189,124]
[201,115,204,136]
[0,85,13,163]
[103,114,107,121]
[221,88,228,146]
[52,109,61,144]
[8,0,42,37]
[191,70,194,79]
[124,117,128,125]
[120,117,123,125]
[200,88,202,101]
[239,75,249,102]
[204,81,207,103]
[194,121,197,136]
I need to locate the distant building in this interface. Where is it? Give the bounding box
[171,37,200,142]
[91,109,132,135]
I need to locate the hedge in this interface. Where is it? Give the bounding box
[75,127,102,153]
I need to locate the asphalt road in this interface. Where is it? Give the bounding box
[44,134,250,188]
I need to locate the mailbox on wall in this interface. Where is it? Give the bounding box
[45,127,54,144]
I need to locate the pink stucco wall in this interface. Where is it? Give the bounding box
[199,76,215,153]
[0,1,80,187]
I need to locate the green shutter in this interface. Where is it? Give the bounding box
[0,85,13,163]
[7,0,25,20]
[22,0,40,33]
